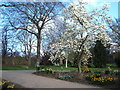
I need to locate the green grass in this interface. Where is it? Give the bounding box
[1,65,120,71]
[41,65,77,71]
[1,65,36,70]
[89,67,120,71]
[1,65,77,71]
[106,63,117,67]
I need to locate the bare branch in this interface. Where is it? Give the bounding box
[0,4,23,7]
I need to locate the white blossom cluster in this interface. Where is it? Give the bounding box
[49,1,112,65]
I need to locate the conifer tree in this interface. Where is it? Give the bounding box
[93,40,107,68]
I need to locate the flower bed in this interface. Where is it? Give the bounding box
[40,68,53,74]
[33,70,120,88]
[0,80,15,89]
[0,79,24,89]
[85,73,118,85]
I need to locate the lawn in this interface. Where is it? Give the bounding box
[89,67,120,71]
[1,65,36,70]
[1,65,77,71]
[1,64,120,71]
[41,65,77,71]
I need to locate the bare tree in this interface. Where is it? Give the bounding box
[17,30,36,66]
[108,18,120,46]
[1,2,64,64]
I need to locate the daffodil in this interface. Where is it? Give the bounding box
[41,69,44,70]
[0,81,2,85]
[7,84,15,88]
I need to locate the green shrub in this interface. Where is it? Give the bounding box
[111,70,120,75]
[105,70,110,74]
[87,63,95,68]
[114,52,120,67]
[58,74,74,80]
[93,40,107,68]
[94,71,101,74]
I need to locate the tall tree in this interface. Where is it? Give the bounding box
[49,1,112,73]
[1,2,64,64]
[93,40,107,68]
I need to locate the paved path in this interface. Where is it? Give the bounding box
[1,70,101,88]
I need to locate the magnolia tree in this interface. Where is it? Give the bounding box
[49,1,112,73]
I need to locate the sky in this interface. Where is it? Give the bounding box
[109,2,118,19]
[0,0,119,19]
[71,0,119,20]
[0,0,118,20]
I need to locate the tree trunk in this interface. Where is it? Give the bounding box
[78,60,82,73]
[28,56,31,66]
[65,59,68,68]
[37,30,41,64]
[28,45,32,66]
[60,59,63,65]
[76,50,84,73]
[37,38,41,63]
[12,58,15,65]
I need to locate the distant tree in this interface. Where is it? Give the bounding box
[114,51,120,67]
[2,26,8,64]
[14,50,20,56]
[1,25,15,64]
[41,52,53,65]
[108,18,120,46]
[93,40,107,68]
[1,3,22,64]
[17,30,36,66]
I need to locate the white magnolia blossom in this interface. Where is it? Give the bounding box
[49,1,112,65]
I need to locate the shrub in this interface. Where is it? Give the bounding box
[105,70,110,74]
[94,71,101,74]
[58,74,74,80]
[87,63,95,68]
[41,52,53,65]
[114,52,120,67]
[111,70,120,75]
